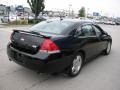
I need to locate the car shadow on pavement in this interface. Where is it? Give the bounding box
[17,52,110,79]
[6,51,114,90]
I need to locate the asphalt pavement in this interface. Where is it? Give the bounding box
[0,24,120,90]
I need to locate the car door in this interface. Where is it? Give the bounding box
[80,24,101,59]
[92,25,108,52]
[71,24,101,60]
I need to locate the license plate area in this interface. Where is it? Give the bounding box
[14,53,25,64]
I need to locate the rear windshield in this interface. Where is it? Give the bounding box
[29,21,73,34]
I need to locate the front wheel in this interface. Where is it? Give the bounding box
[103,41,112,55]
[67,53,83,77]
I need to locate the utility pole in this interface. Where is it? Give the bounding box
[87,8,90,18]
[69,4,72,17]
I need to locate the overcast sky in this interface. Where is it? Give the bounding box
[0,0,120,17]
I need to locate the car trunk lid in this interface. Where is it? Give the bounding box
[11,30,50,54]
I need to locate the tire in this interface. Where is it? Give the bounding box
[103,41,112,55]
[67,53,83,77]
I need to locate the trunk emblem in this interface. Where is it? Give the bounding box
[20,38,25,41]
[32,45,37,48]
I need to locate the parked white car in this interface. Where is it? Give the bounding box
[1,15,20,23]
[104,20,116,25]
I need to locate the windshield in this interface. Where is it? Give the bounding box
[29,21,74,34]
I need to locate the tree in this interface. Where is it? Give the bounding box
[27,0,45,21]
[78,7,86,17]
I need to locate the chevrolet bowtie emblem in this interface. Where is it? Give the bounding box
[32,45,37,48]
[20,38,24,41]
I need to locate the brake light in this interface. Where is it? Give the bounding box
[40,39,60,53]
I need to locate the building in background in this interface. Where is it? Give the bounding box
[0,4,7,15]
[43,9,77,18]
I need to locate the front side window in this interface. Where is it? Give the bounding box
[93,25,102,37]
[81,25,96,36]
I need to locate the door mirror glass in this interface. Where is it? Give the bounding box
[104,31,108,35]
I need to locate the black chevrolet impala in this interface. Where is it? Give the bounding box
[7,19,112,77]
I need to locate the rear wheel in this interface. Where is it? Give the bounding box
[103,41,112,55]
[67,53,83,77]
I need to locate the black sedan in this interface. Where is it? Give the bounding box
[7,19,112,77]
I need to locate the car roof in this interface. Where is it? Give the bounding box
[41,19,96,35]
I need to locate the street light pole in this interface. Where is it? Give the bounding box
[69,4,72,17]
[87,8,90,18]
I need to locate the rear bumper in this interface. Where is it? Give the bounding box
[7,43,73,73]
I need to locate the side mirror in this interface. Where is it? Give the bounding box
[104,31,108,35]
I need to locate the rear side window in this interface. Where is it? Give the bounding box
[29,21,73,34]
[81,25,96,36]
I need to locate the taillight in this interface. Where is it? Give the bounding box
[40,39,60,53]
